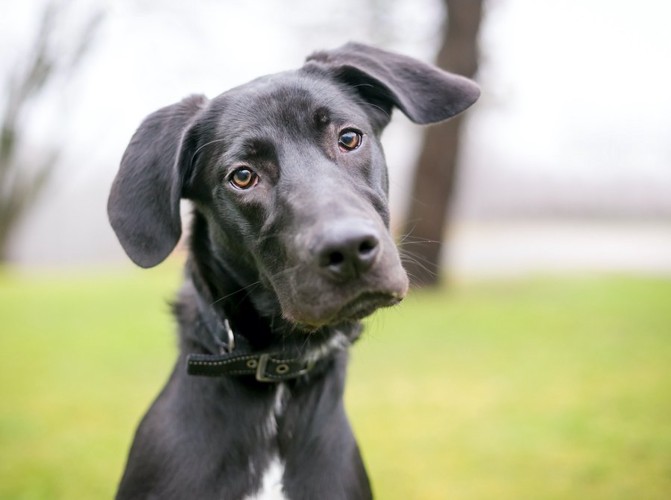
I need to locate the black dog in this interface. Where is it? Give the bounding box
[108,42,478,499]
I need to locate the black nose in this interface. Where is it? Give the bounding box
[315,222,381,280]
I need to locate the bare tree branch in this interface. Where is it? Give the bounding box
[0,0,103,261]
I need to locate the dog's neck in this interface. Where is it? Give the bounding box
[178,211,363,374]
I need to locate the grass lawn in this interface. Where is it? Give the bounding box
[1,263,670,499]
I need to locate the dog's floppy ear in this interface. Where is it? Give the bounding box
[108,94,207,268]
[305,42,480,128]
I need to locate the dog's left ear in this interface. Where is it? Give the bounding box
[305,42,480,128]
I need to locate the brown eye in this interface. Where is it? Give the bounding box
[229,167,258,190]
[338,129,362,151]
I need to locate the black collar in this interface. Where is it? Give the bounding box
[187,351,316,382]
[186,293,318,383]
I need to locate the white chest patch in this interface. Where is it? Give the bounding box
[246,455,287,500]
[243,384,289,500]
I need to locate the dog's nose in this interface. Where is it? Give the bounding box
[315,222,381,280]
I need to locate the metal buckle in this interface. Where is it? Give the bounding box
[255,354,273,382]
[255,355,316,383]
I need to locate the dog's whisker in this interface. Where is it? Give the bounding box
[210,280,262,307]
[349,96,391,119]
[190,138,228,168]
[399,248,441,276]
[397,237,442,246]
[263,263,304,281]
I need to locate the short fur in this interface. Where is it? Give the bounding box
[108,42,478,499]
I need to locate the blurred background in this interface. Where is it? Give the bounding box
[3,0,670,275]
[1,0,670,498]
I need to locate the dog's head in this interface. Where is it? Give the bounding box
[108,42,479,329]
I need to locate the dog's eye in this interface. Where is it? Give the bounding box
[229,167,258,190]
[338,129,362,151]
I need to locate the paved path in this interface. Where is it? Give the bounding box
[446,221,671,278]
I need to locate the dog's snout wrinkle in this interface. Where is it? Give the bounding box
[314,221,381,281]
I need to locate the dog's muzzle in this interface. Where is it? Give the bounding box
[268,218,408,329]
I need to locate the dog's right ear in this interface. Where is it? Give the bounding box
[108,94,208,268]
[305,42,479,130]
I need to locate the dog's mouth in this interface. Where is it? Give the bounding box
[285,289,405,330]
[335,291,403,322]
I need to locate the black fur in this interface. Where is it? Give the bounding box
[108,42,478,499]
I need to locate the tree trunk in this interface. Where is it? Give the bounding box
[401,0,482,286]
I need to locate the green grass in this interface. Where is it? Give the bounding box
[1,265,670,499]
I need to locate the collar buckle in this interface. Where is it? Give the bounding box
[255,354,316,383]
[255,354,272,382]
